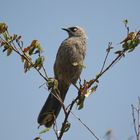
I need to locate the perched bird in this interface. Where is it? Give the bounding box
[38,26,87,127]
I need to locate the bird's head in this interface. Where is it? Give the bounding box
[62,26,87,39]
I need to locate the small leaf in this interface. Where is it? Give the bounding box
[24,60,31,73]
[3,32,9,41]
[16,35,22,42]
[62,121,71,132]
[85,85,98,97]
[13,34,18,40]
[53,79,58,90]
[0,40,5,47]
[123,19,128,27]
[30,40,40,48]
[77,95,85,110]
[0,23,8,34]
[34,56,44,70]
[96,73,101,79]
[29,46,36,55]
[39,128,50,134]
[3,45,9,52]
[34,137,42,140]
[7,47,13,56]
[21,55,25,62]
[48,78,54,90]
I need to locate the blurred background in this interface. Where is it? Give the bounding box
[0,0,140,140]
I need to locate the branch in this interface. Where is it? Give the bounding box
[1,22,140,140]
[131,97,140,140]
[131,104,138,140]
[70,111,100,140]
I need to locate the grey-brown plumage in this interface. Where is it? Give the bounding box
[38,26,87,127]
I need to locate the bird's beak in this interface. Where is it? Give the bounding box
[61,28,69,32]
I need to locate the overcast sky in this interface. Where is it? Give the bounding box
[0,0,140,140]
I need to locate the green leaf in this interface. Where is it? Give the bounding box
[123,19,128,27]
[39,127,50,134]
[77,95,85,110]
[29,46,35,55]
[47,78,54,90]
[34,56,44,70]
[53,79,58,90]
[3,32,9,41]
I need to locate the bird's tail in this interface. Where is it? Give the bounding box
[38,80,69,127]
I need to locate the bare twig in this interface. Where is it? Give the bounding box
[70,111,100,140]
[131,104,138,139]
[88,52,124,89]
[138,97,140,140]
[131,97,140,140]
[100,42,112,73]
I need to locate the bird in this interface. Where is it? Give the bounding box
[38,26,87,127]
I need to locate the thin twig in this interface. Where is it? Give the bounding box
[138,97,140,140]
[88,52,124,88]
[100,42,112,73]
[58,96,79,140]
[70,111,100,140]
[42,64,49,79]
[53,121,59,140]
[131,104,138,140]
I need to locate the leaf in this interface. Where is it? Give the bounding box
[24,60,31,73]
[16,35,22,42]
[123,19,128,27]
[53,79,58,90]
[29,46,36,55]
[3,32,9,41]
[30,40,40,48]
[47,78,54,90]
[21,55,25,62]
[7,47,13,56]
[96,73,101,79]
[39,128,50,134]
[0,40,5,47]
[34,56,44,70]
[3,45,9,52]
[0,23,8,34]
[13,34,18,40]
[77,94,85,110]
[23,47,30,53]
[85,85,98,97]
[62,121,71,132]
[34,137,42,140]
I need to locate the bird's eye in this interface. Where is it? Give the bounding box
[70,27,78,32]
